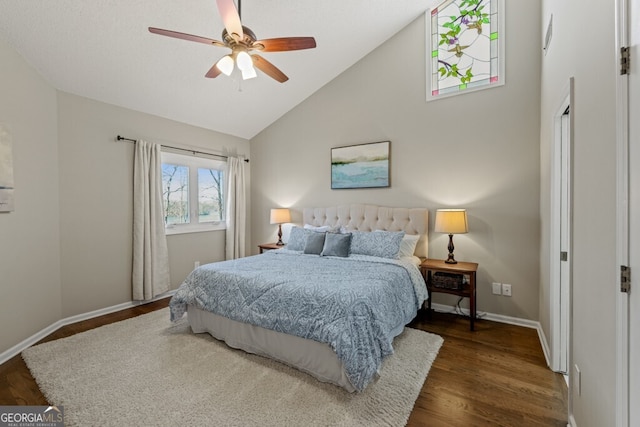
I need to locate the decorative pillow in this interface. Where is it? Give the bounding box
[350,230,405,259]
[304,231,326,255]
[287,226,307,251]
[398,234,420,258]
[321,232,352,257]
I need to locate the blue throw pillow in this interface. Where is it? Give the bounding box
[304,231,326,255]
[321,233,352,257]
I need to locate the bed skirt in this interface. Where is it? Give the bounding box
[187,304,356,392]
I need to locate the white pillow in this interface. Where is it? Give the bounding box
[398,234,420,258]
[304,223,345,233]
[400,255,422,266]
[304,224,331,232]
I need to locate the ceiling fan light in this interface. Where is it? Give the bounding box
[216,55,234,76]
[236,51,253,71]
[241,67,257,80]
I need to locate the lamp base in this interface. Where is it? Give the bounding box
[444,254,458,264]
[445,234,458,263]
[276,224,284,246]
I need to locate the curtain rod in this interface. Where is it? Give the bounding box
[116,135,249,163]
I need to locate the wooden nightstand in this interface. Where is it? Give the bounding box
[258,242,284,253]
[420,258,479,331]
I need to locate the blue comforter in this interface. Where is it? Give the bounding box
[169,249,427,391]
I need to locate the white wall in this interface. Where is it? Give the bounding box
[250,2,542,320]
[57,92,250,317]
[539,0,617,425]
[0,37,62,352]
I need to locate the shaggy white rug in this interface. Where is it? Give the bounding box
[23,308,443,427]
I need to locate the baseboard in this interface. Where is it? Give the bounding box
[430,302,550,364]
[0,290,176,366]
[4,296,551,369]
[536,323,553,368]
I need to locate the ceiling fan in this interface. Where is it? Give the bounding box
[149,0,316,83]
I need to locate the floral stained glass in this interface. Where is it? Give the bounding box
[427,0,504,101]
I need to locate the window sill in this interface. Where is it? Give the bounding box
[165,223,226,236]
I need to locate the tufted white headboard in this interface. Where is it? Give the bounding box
[302,204,429,258]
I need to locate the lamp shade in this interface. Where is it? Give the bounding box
[434,209,468,234]
[270,208,291,225]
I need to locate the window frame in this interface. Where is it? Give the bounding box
[161,150,227,235]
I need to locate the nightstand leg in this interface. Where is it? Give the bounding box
[426,270,433,319]
[470,276,476,331]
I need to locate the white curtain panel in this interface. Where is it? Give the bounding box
[225,157,247,260]
[132,140,170,300]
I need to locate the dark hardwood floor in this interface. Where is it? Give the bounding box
[0,299,567,426]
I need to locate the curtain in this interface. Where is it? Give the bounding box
[132,140,170,300]
[225,157,247,260]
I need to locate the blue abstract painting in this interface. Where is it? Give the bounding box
[331,141,390,189]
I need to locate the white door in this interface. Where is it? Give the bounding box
[616,0,637,425]
[627,0,639,423]
[559,108,570,374]
[550,85,572,375]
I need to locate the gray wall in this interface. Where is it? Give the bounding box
[57,92,250,317]
[0,36,250,353]
[250,2,542,320]
[539,0,617,425]
[0,37,62,352]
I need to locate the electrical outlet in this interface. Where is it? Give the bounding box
[194,261,200,269]
[502,283,512,296]
[492,282,502,295]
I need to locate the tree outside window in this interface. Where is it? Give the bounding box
[161,151,226,233]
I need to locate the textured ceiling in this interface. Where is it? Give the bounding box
[0,1,435,139]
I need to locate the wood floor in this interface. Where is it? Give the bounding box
[0,299,567,426]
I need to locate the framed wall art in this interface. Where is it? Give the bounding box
[0,124,14,212]
[331,141,390,189]
[426,0,505,101]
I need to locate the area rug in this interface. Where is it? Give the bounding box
[22,308,443,427]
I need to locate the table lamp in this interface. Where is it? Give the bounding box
[270,208,291,246]
[434,209,468,264]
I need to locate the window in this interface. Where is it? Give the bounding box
[426,0,505,101]
[161,151,226,234]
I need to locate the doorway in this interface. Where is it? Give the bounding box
[550,80,573,375]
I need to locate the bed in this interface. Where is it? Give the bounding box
[169,204,429,392]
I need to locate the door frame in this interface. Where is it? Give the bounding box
[615,0,630,425]
[549,78,573,374]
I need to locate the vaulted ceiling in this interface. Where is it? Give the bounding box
[0,1,435,139]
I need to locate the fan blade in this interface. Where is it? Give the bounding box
[254,37,316,52]
[205,63,223,79]
[149,27,225,47]
[216,0,243,40]
[252,54,288,83]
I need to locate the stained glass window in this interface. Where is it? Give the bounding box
[427,0,504,101]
